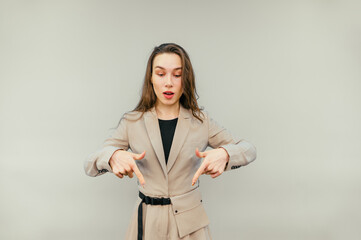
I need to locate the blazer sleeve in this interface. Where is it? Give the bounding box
[206,112,257,171]
[84,117,130,177]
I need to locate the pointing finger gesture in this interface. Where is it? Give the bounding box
[192,148,209,186]
[109,150,146,187]
[191,147,229,186]
[130,151,146,186]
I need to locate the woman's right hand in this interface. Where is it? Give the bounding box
[109,149,146,186]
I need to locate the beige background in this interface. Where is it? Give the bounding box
[1,0,360,239]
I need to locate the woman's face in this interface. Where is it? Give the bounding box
[151,53,183,109]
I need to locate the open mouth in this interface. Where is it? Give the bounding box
[163,91,174,99]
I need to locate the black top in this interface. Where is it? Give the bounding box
[158,118,178,164]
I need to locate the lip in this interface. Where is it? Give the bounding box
[163,91,174,99]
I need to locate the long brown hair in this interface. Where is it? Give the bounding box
[132,43,204,122]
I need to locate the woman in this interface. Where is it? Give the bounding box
[84,43,257,240]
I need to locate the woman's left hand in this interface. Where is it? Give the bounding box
[192,147,229,186]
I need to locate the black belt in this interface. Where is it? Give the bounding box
[138,191,171,240]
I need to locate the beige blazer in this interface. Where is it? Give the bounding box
[84,105,257,240]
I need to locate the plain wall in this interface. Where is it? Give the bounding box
[1,0,360,239]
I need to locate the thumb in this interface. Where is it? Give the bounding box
[133,151,146,160]
[195,148,207,158]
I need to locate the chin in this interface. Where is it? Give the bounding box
[160,99,179,106]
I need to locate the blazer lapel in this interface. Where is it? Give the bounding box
[144,107,168,178]
[166,105,191,173]
[144,105,192,177]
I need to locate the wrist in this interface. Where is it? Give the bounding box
[109,149,123,164]
[218,147,229,162]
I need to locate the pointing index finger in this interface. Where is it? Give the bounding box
[192,160,208,186]
[130,163,145,187]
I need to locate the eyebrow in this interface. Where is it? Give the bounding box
[154,66,182,70]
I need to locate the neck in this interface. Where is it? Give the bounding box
[155,102,180,120]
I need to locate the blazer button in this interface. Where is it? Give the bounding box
[231,165,241,169]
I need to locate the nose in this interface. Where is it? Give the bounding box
[165,74,173,87]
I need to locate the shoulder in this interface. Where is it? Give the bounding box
[200,109,210,119]
[115,110,144,129]
[122,110,143,121]
[197,108,212,122]
[198,109,224,129]
[185,107,210,126]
